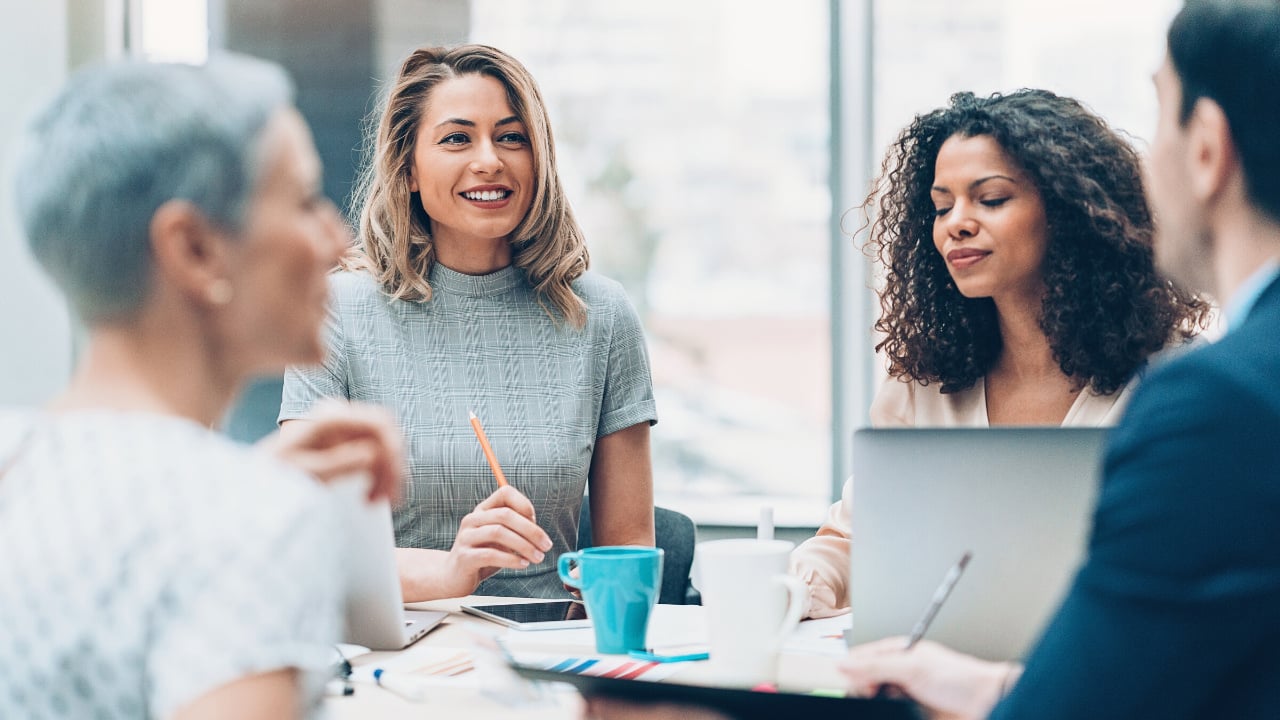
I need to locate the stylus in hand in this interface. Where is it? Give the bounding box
[905,550,972,650]
[874,550,973,699]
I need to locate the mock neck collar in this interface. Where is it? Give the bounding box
[428,262,523,298]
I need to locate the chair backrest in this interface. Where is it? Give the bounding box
[222,375,286,443]
[577,502,698,605]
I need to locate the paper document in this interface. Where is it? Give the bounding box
[350,646,481,690]
[783,614,852,657]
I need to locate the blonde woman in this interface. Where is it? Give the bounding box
[281,45,657,600]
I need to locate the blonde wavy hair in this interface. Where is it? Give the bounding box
[348,44,589,327]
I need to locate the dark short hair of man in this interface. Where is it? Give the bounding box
[1168,0,1280,223]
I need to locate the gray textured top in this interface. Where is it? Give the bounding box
[281,264,657,597]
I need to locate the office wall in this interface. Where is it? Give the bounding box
[215,0,469,441]
[216,0,376,214]
[376,0,471,79]
[0,0,74,405]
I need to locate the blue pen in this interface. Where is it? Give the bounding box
[627,649,710,663]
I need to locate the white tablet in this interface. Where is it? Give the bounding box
[461,600,591,630]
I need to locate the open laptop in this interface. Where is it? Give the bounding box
[848,427,1107,661]
[332,477,447,650]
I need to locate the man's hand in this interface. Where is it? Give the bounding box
[839,637,1012,720]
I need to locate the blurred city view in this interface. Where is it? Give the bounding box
[469,0,1178,523]
[1,0,1183,526]
[472,0,834,522]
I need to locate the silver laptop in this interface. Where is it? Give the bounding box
[848,427,1106,661]
[332,478,447,650]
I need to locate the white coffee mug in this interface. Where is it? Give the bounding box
[694,539,806,686]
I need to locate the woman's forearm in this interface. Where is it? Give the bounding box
[395,547,469,602]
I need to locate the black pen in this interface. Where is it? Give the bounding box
[874,551,973,699]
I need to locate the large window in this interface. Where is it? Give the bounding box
[861,0,1183,394]
[134,0,208,63]
[469,0,1180,525]
[8,0,1184,524]
[871,0,1179,160]
[471,1,835,524]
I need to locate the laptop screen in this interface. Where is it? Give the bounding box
[847,427,1106,661]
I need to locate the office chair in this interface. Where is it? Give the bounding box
[577,502,700,605]
[223,375,286,443]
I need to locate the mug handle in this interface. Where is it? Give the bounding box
[558,551,583,591]
[769,574,807,647]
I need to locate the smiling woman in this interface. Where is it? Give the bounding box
[789,88,1211,619]
[279,44,658,602]
[867,90,1209,406]
[407,73,536,270]
[929,135,1050,310]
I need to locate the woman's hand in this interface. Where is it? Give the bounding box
[442,485,554,597]
[265,400,404,503]
[839,638,1012,720]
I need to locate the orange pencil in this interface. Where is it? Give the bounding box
[468,410,509,488]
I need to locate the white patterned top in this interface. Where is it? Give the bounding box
[281,265,657,598]
[0,410,342,719]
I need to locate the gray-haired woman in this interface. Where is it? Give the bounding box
[0,56,399,719]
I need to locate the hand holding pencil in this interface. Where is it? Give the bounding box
[437,410,552,596]
[838,551,1017,718]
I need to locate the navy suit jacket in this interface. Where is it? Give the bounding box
[990,275,1280,720]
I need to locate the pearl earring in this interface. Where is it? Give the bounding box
[207,279,234,306]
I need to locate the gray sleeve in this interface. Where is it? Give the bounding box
[279,294,351,423]
[597,289,658,438]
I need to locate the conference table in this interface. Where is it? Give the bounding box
[326,596,852,719]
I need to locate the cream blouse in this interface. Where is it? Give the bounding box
[789,373,1135,619]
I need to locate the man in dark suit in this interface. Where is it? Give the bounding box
[840,1,1280,718]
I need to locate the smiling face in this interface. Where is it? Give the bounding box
[408,73,536,253]
[220,108,349,371]
[930,133,1050,305]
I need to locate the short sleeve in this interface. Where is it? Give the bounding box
[596,290,658,438]
[146,481,343,718]
[280,284,352,423]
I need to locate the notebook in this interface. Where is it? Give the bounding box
[332,477,447,650]
[847,427,1107,661]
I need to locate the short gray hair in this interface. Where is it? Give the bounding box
[13,54,294,323]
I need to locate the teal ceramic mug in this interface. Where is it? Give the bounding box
[558,546,664,654]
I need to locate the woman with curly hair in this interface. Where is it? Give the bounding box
[791,89,1208,618]
[280,45,657,600]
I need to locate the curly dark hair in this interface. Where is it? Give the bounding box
[865,89,1209,395]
